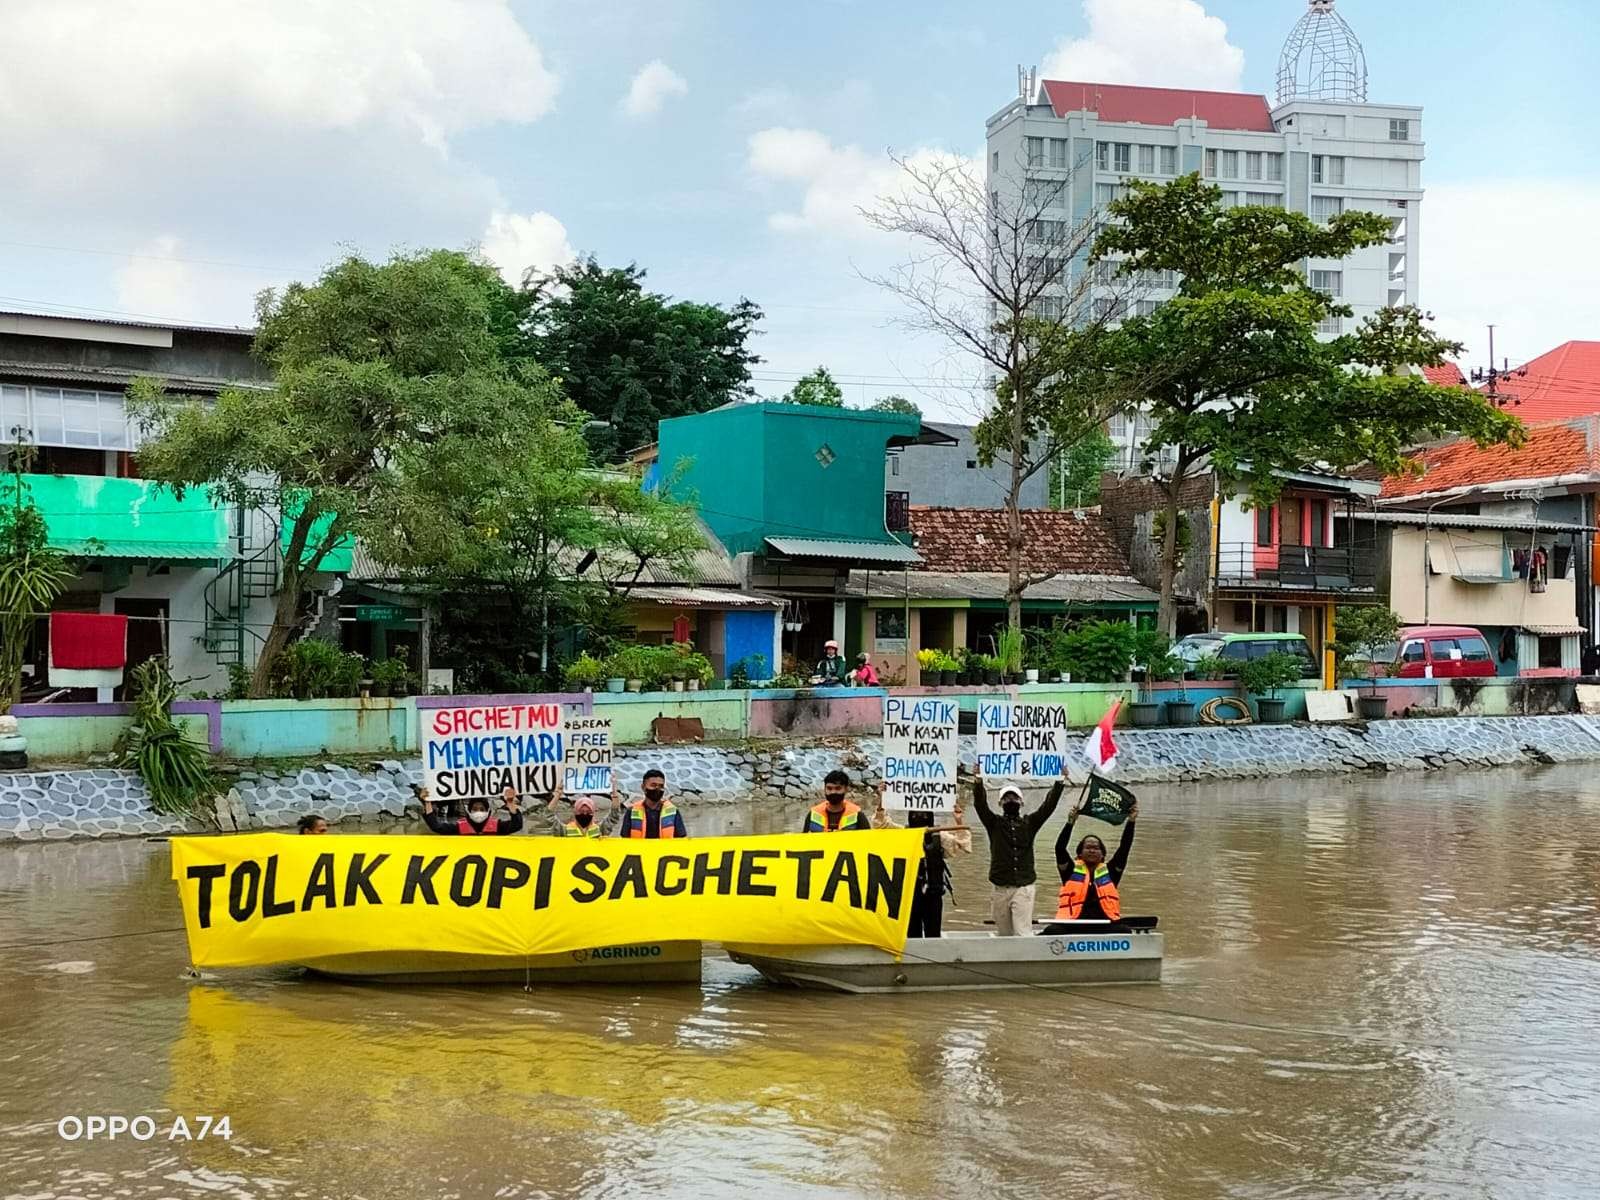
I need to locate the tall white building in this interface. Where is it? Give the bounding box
[987,1,1421,473]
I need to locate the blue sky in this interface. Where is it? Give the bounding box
[0,0,1594,420]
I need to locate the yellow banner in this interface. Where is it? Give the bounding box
[170,831,924,968]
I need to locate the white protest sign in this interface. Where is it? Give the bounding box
[976,701,1069,781]
[881,696,959,813]
[562,715,614,794]
[421,703,567,801]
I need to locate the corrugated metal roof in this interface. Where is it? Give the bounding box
[765,536,922,565]
[0,308,254,338]
[1522,623,1586,636]
[0,359,267,393]
[71,541,226,561]
[627,586,781,608]
[845,570,1158,604]
[1353,510,1598,534]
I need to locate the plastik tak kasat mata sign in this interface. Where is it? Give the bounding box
[421,702,566,801]
[169,831,927,968]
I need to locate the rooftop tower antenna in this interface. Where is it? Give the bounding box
[1276,0,1368,105]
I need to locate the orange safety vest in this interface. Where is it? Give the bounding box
[456,815,500,835]
[626,799,679,838]
[805,800,863,832]
[563,819,602,838]
[1056,860,1121,920]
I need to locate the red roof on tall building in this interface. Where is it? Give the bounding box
[1380,419,1600,501]
[1041,79,1276,132]
[909,505,1134,576]
[1489,341,1600,423]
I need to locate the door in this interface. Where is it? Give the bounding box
[113,598,169,699]
[1397,638,1426,678]
[1280,499,1304,546]
[1427,637,1464,677]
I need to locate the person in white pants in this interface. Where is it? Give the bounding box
[971,772,1065,935]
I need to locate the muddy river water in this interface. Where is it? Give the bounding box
[3,766,1599,1199]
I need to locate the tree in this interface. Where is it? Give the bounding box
[868,394,920,415]
[1092,174,1524,635]
[1052,424,1116,508]
[783,366,844,407]
[512,258,762,459]
[0,440,73,712]
[131,249,571,697]
[863,152,1150,635]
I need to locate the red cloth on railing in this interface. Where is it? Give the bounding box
[48,613,128,669]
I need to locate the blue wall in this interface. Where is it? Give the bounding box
[724,610,776,678]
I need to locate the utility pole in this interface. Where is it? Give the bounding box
[1469,325,1528,408]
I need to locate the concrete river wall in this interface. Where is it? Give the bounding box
[6,713,1600,842]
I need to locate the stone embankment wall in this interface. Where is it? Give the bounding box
[6,715,1600,842]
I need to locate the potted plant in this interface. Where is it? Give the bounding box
[935,651,957,687]
[1238,651,1303,724]
[1334,605,1403,721]
[683,651,713,691]
[1191,653,1227,683]
[1130,630,1172,726]
[997,626,1026,685]
[975,653,1000,686]
[916,648,941,687]
[952,648,971,686]
[610,646,649,693]
[1163,655,1196,726]
[562,652,606,694]
[369,657,406,698]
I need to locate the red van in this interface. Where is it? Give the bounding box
[1387,625,1497,679]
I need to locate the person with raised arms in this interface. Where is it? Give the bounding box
[872,784,971,937]
[610,768,689,838]
[528,781,606,838]
[415,785,524,835]
[971,767,1063,935]
[1053,792,1137,922]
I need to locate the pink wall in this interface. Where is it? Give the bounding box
[749,691,885,737]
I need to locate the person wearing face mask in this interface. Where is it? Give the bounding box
[612,768,688,838]
[534,781,607,838]
[970,769,1063,935]
[802,769,868,831]
[1053,797,1137,921]
[416,786,524,835]
[814,640,848,685]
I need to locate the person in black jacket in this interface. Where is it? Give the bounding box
[416,787,524,835]
[971,771,1063,935]
[872,786,972,937]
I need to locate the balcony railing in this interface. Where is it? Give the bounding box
[1216,542,1376,594]
[885,490,911,534]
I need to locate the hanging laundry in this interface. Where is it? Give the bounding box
[48,612,129,688]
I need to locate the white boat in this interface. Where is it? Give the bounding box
[727,922,1162,993]
[300,940,703,985]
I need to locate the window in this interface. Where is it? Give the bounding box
[1096,141,1110,170]
[1317,315,1343,336]
[1108,413,1128,437]
[1460,636,1492,662]
[1094,259,1119,285]
[1217,190,1239,208]
[1093,296,1128,321]
[1312,154,1346,185]
[1159,145,1178,175]
[1113,142,1131,173]
[1219,150,1238,178]
[1027,178,1062,210]
[1389,119,1411,141]
[1138,268,1176,290]
[1538,636,1563,669]
[1266,152,1284,181]
[1256,506,1273,546]
[1049,137,1068,168]
[991,151,1000,172]
[1429,638,1465,663]
[1310,194,1344,223]
[1,384,139,451]
[1245,151,1263,180]
[1310,269,1343,297]
[1026,136,1045,167]
[1242,192,1277,207]
[965,459,978,469]
[1138,144,1156,174]
[1135,299,1161,317]
[1401,640,1426,664]
[1031,218,1065,243]
[1204,149,1217,178]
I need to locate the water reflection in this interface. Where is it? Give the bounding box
[1,766,1599,1198]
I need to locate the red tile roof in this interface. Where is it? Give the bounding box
[1421,362,1467,388]
[1380,419,1600,501]
[908,505,1135,576]
[1041,79,1275,132]
[1486,341,1600,423]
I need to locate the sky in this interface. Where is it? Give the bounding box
[0,0,1595,421]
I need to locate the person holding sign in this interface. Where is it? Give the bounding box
[611,769,689,839]
[971,769,1064,935]
[802,770,868,831]
[873,785,970,937]
[1054,786,1137,922]
[417,786,524,836]
[534,782,606,838]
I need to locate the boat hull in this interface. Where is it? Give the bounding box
[727,930,1162,993]
[301,940,703,985]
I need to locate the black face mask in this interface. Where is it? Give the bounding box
[644,786,665,802]
[825,792,847,806]
[575,811,593,828]
[1002,801,1022,816]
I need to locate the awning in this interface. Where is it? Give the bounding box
[1521,623,1586,636]
[627,586,782,609]
[1452,574,1509,585]
[764,536,922,565]
[15,473,231,560]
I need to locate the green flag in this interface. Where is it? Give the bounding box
[1082,774,1136,826]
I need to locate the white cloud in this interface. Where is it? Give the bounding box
[480,211,576,286]
[621,60,688,119]
[111,236,281,323]
[1424,179,1600,371]
[1041,0,1245,91]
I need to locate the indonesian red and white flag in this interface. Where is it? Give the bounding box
[1083,699,1122,775]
